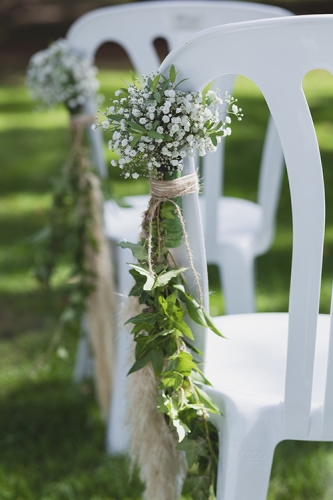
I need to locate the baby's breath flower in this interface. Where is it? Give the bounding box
[94,65,243,179]
[26,39,100,111]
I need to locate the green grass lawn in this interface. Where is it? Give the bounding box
[1,68,333,499]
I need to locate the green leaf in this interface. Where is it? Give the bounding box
[195,386,221,414]
[160,205,175,220]
[125,312,158,326]
[107,114,123,122]
[210,134,217,147]
[169,65,177,84]
[183,294,207,328]
[154,91,161,103]
[131,135,141,148]
[176,351,197,376]
[131,322,154,336]
[174,320,194,340]
[147,77,153,90]
[119,240,148,260]
[128,281,143,297]
[191,370,213,387]
[147,130,164,139]
[153,267,188,288]
[151,349,164,375]
[127,351,151,375]
[173,418,188,442]
[174,77,189,89]
[173,284,222,338]
[177,437,199,467]
[211,120,223,132]
[152,74,161,92]
[128,264,155,291]
[161,371,183,390]
[203,310,224,338]
[128,120,146,132]
[156,395,169,414]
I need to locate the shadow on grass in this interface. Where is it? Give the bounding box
[0,289,64,339]
[0,129,68,196]
[0,379,143,500]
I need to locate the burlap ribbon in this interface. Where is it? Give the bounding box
[70,114,116,419]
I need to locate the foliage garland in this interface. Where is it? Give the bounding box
[27,40,101,350]
[96,66,243,499]
[31,125,97,335]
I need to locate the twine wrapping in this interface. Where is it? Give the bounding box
[146,172,203,306]
[70,113,96,129]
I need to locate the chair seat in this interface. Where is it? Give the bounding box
[104,196,262,247]
[205,313,331,405]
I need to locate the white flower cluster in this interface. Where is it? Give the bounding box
[95,66,243,179]
[26,39,100,111]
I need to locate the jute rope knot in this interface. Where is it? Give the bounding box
[146,172,203,307]
[150,172,199,199]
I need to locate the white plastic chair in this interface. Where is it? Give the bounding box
[159,13,333,499]
[66,1,292,454]
[67,1,292,316]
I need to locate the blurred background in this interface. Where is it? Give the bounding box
[1,0,333,76]
[1,1,333,499]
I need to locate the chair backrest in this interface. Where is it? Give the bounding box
[66,1,292,250]
[159,14,333,438]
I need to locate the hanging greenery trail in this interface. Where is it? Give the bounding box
[124,179,223,500]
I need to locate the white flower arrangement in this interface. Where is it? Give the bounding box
[95,66,243,179]
[26,39,100,112]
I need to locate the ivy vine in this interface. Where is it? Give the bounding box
[31,126,97,340]
[124,188,222,499]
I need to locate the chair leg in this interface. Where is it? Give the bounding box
[218,245,256,314]
[106,246,133,454]
[215,409,276,500]
[73,315,94,383]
